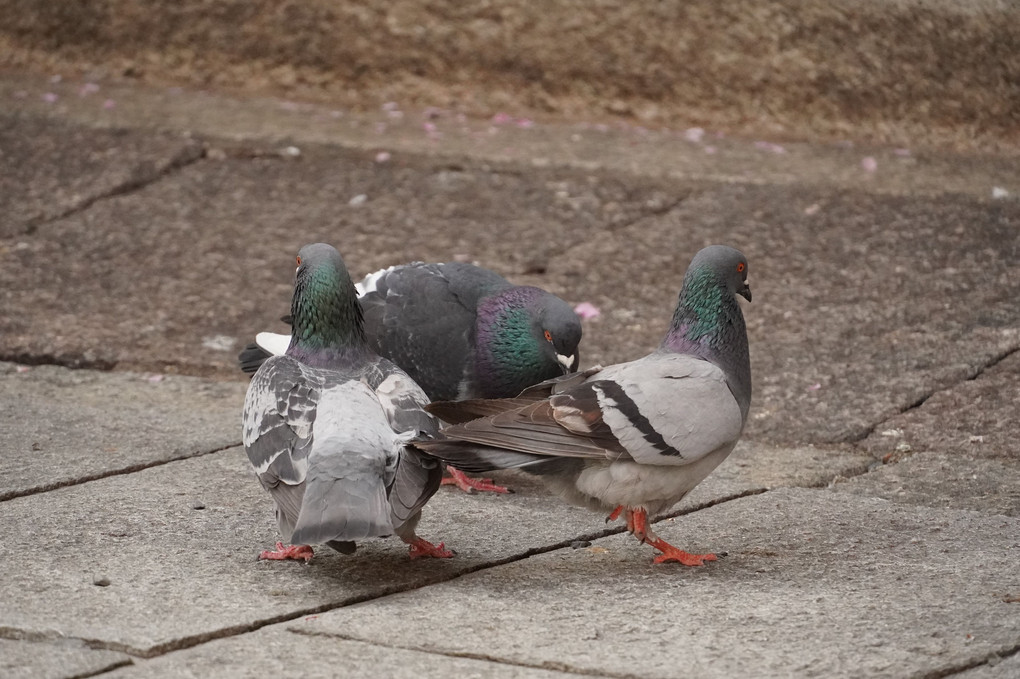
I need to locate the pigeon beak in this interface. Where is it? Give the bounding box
[557,353,578,373]
[739,282,752,302]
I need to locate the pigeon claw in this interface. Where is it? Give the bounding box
[259,542,315,562]
[647,538,718,567]
[605,505,624,523]
[407,538,455,560]
[442,467,511,494]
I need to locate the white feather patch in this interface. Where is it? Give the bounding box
[255,332,291,357]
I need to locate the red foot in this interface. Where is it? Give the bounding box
[646,537,717,566]
[626,508,717,566]
[407,537,455,560]
[605,505,624,523]
[259,542,314,562]
[441,466,511,494]
[629,508,649,542]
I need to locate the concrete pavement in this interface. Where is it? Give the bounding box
[1,71,1018,678]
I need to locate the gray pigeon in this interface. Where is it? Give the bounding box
[415,245,752,565]
[239,261,583,493]
[242,243,453,562]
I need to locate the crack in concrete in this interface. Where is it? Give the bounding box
[0,442,240,503]
[286,627,633,678]
[21,144,205,235]
[849,344,1020,446]
[920,641,1020,679]
[30,489,765,670]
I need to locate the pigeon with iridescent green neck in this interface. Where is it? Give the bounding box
[239,261,583,493]
[242,243,453,562]
[416,245,752,566]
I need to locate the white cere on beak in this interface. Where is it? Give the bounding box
[557,353,575,370]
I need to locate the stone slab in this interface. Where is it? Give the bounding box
[103,625,576,679]
[0,128,680,376]
[2,73,1017,202]
[290,488,1020,679]
[0,362,246,500]
[0,637,130,679]
[0,436,865,654]
[957,653,1020,679]
[832,452,1020,517]
[859,351,1020,462]
[543,182,1020,444]
[0,110,202,237]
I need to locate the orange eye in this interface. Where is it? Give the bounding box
[544,330,553,342]
[296,256,302,266]
[736,262,745,273]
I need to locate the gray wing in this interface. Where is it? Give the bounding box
[358,262,508,401]
[363,360,443,526]
[418,353,744,468]
[242,356,318,539]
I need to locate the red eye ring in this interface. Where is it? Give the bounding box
[544,330,553,342]
[736,262,745,273]
[296,256,302,266]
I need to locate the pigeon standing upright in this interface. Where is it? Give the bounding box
[242,243,453,562]
[415,245,752,565]
[240,261,583,494]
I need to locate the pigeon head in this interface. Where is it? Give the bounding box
[288,243,367,358]
[662,245,752,410]
[474,286,583,397]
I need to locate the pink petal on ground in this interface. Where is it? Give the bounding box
[861,156,878,172]
[491,112,513,125]
[893,148,911,157]
[754,141,787,154]
[146,374,165,383]
[573,302,601,320]
[703,145,717,154]
[78,83,100,96]
[42,92,58,103]
[516,118,535,128]
[103,99,116,109]
[684,127,705,143]
[16,365,31,373]
[804,203,821,216]
[807,383,822,391]
[375,151,391,163]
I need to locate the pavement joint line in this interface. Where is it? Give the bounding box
[286,627,632,679]
[20,143,205,235]
[0,442,240,503]
[3,489,769,665]
[919,641,1020,679]
[65,660,135,679]
[846,343,1020,446]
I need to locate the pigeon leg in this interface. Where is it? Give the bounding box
[441,466,511,494]
[405,537,455,560]
[627,509,717,566]
[605,505,624,523]
[259,542,315,562]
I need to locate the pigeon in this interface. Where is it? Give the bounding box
[239,261,584,494]
[242,243,453,562]
[415,245,752,565]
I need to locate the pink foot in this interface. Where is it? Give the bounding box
[406,537,455,560]
[259,542,314,562]
[647,538,718,567]
[441,466,511,494]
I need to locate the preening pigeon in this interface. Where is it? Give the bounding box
[239,261,584,494]
[416,245,752,565]
[242,243,453,562]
